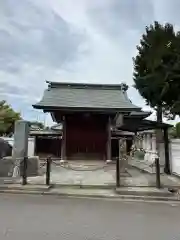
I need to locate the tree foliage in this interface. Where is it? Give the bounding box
[133,21,180,120]
[0,100,21,135]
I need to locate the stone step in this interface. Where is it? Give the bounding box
[68,153,104,160]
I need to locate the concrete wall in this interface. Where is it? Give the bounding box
[135,132,180,174]
[1,137,35,157]
[170,139,180,177]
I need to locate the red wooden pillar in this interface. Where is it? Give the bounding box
[106,116,111,160]
[61,116,66,160]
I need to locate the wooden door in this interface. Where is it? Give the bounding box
[66,114,107,160]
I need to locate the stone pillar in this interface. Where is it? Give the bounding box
[13,120,29,159]
[142,134,146,149]
[119,138,127,172]
[146,134,149,150]
[148,133,158,166]
[135,136,140,149]
[152,133,156,152]
[13,120,30,177]
[106,116,111,162]
[147,134,151,151]
[155,129,165,167]
[61,116,66,162]
[3,121,40,178]
[145,133,151,162]
[159,143,165,166]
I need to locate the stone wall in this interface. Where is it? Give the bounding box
[1,137,35,156]
[170,139,180,176]
[136,131,180,176]
[0,156,40,177]
[135,131,158,165]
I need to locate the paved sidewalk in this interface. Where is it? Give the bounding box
[25,163,180,188]
[1,161,180,189]
[0,183,179,202]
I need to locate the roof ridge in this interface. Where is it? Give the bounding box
[33,81,141,112]
[46,81,128,91]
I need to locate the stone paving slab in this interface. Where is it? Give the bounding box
[1,161,180,188]
[24,165,180,188]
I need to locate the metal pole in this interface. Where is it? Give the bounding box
[116,138,121,188]
[116,157,120,187]
[164,128,170,174]
[46,156,51,185]
[22,156,27,185]
[155,157,161,188]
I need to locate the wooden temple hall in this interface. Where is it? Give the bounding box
[33,81,171,168]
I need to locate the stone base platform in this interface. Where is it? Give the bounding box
[0,156,40,177]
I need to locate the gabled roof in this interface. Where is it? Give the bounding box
[118,119,172,132]
[50,123,62,131]
[33,81,141,112]
[128,111,151,119]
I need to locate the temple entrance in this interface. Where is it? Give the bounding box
[35,136,61,159]
[66,135,106,160]
[66,113,107,160]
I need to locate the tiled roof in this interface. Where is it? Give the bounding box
[33,82,141,112]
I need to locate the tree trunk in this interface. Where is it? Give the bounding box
[156,105,163,167]
[157,105,162,123]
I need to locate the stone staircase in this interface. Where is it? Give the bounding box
[68,153,104,161]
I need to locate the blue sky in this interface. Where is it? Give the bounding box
[0,0,180,125]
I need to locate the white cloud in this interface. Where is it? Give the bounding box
[0,0,180,125]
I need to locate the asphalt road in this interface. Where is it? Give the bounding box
[0,194,180,240]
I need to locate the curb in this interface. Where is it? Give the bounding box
[52,184,115,189]
[0,186,51,191]
[0,189,179,202]
[0,189,44,195]
[115,189,173,197]
[43,192,179,202]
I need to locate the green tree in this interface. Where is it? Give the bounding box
[133,21,180,122]
[162,31,180,119]
[0,100,21,135]
[133,21,180,174]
